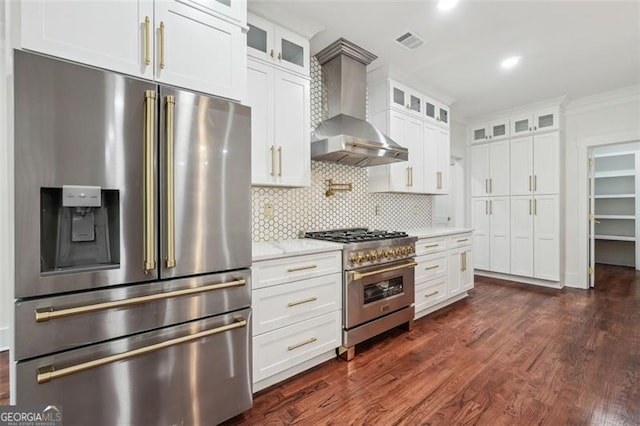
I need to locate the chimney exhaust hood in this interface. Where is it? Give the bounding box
[311,39,408,167]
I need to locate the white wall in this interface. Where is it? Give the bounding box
[564,87,640,287]
[450,120,467,159]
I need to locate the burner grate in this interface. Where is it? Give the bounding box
[305,228,409,243]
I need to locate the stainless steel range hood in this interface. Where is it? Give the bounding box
[311,39,408,166]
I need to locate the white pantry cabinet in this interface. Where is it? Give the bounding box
[510,195,560,280]
[247,58,310,187]
[470,141,510,197]
[472,197,510,273]
[252,250,342,392]
[246,13,310,76]
[19,0,247,100]
[510,132,560,195]
[423,122,450,194]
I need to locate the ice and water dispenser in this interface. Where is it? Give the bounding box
[40,185,120,274]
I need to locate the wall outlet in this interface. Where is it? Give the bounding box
[375,205,381,216]
[412,205,419,215]
[264,203,275,220]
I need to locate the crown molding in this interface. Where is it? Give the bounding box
[564,85,640,116]
[466,95,567,125]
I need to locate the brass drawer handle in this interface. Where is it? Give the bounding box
[287,296,318,307]
[37,318,247,383]
[34,279,246,322]
[287,264,318,273]
[425,291,440,298]
[424,243,440,248]
[287,337,317,351]
[350,261,417,281]
[457,238,468,243]
[425,265,439,271]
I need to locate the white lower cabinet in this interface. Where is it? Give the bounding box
[251,250,341,392]
[472,197,510,273]
[414,232,474,320]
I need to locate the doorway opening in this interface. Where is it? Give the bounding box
[588,142,640,287]
[433,157,465,227]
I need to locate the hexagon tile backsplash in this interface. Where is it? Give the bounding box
[251,56,433,242]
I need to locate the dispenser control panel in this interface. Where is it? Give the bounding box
[62,185,102,207]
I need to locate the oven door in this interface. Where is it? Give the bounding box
[345,259,416,329]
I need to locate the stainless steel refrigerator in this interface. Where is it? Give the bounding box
[13,50,252,425]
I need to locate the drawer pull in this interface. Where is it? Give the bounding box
[457,238,468,243]
[425,265,439,271]
[287,296,318,307]
[424,243,440,248]
[287,337,317,351]
[287,264,318,273]
[425,291,440,298]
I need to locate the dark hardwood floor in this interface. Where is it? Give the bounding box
[226,265,640,425]
[0,350,7,406]
[1,265,639,425]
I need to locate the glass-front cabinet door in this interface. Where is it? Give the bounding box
[274,26,309,75]
[424,98,436,121]
[247,14,274,61]
[490,118,510,140]
[437,104,450,128]
[470,124,489,143]
[534,108,559,132]
[511,113,533,136]
[389,80,421,116]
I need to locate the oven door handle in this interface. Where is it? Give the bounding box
[349,261,417,281]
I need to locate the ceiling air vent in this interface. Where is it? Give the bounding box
[395,31,425,50]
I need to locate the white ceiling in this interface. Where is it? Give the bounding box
[248,0,640,122]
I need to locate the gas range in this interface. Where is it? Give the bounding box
[305,228,417,270]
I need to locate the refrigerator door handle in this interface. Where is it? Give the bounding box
[36,317,248,384]
[34,278,247,323]
[165,95,177,268]
[143,90,157,272]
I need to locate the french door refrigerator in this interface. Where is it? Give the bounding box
[13,50,252,425]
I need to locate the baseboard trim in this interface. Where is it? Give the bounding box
[475,270,564,289]
[0,326,9,351]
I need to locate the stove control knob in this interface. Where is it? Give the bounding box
[393,248,400,256]
[377,249,385,259]
[399,247,406,255]
[350,254,358,264]
[369,250,379,260]
[364,253,371,262]
[356,253,365,263]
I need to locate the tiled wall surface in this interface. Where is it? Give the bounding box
[251,57,433,242]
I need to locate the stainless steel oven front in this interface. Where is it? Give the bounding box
[344,259,416,330]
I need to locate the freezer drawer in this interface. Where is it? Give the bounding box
[17,308,252,426]
[15,269,251,360]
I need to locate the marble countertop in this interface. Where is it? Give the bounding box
[252,239,344,262]
[405,227,474,239]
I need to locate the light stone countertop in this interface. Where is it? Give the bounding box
[252,239,344,262]
[405,227,474,239]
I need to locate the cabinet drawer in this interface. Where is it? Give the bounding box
[415,252,447,283]
[252,251,342,289]
[253,273,341,335]
[415,278,447,313]
[448,233,473,249]
[253,311,340,382]
[415,237,447,256]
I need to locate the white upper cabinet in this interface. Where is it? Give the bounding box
[19,0,247,100]
[423,95,449,129]
[247,58,310,187]
[470,141,509,197]
[390,80,423,117]
[154,1,246,100]
[510,107,560,136]
[469,118,510,143]
[247,13,309,76]
[423,124,450,194]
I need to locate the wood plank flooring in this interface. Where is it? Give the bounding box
[225,265,640,425]
[1,265,639,425]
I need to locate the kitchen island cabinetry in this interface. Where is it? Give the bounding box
[18,0,247,100]
[411,229,474,319]
[252,242,342,392]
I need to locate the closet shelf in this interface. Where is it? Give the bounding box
[594,170,635,178]
[595,215,635,220]
[593,194,635,199]
[594,234,636,242]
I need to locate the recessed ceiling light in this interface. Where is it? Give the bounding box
[501,56,521,69]
[438,0,459,11]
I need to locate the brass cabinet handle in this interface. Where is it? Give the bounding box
[143,90,156,272]
[144,16,150,65]
[529,199,532,215]
[461,252,467,271]
[489,178,492,194]
[529,175,532,192]
[277,51,282,60]
[159,21,165,69]
[287,296,318,307]
[36,317,247,383]
[406,167,411,186]
[534,175,537,191]
[278,146,282,177]
[165,95,176,268]
[34,279,247,322]
[425,290,439,298]
[424,243,440,248]
[287,336,317,351]
[350,261,418,281]
[485,200,488,215]
[457,238,468,243]
[437,171,442,189]
[270,49,274,58]
[287,264,317,272]
[410,167,414,186]
[485,178,489,194]
[534,199,537,215]
[270,145,275,176]
[425,265,439,271]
